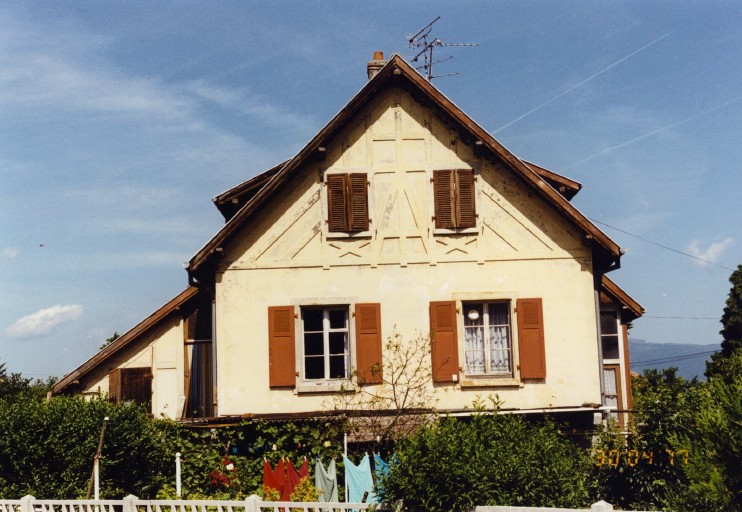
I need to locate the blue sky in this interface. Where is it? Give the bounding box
[1,2,740,379]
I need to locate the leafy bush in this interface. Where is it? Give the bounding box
[0,394,170,498]
[377,398,593,512]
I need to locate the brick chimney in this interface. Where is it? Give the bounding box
[367,51,386,80]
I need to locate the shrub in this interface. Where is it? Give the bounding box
[377,398,593,512]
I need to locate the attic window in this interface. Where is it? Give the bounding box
[433,169,476,229]
[327,173,369,232]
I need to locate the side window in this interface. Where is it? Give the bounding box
[301,306,350,380]
[327,173,369,233]
[463,301,513,376]
[600,310,620,360]
[433,169,476,229]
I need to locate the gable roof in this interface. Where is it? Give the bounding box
[213,160,289,221]
[52,286,199,395]
[189,54,621,275]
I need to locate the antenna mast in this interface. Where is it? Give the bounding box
[407,17,479,80]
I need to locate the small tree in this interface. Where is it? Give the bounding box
[329,331,437,444]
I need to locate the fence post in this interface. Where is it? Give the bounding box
[245,495,260,512]
[20,495,34,512]
[591,501,614,511]
[123,495,139,512]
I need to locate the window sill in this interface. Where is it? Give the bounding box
[460,376,522,388]
[432,226,478,236]
[295,381,354,394]
[325,230,373,239]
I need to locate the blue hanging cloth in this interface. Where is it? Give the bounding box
[343,454,376,504]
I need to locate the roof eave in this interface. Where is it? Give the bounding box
[52,286,199,395]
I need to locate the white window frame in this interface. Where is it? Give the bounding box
[462,300,514,377]
[453,292,522,388]
[292,299,357,393]
[600,308,622,363]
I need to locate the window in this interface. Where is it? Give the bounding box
[268,303,382,389]
[109,367,152,404]
[327,173,369,232]
[433,169,476,229]
[463,302,513,376]
[301,306,350,380]
[429,297,545,384]
[600,310,620,360]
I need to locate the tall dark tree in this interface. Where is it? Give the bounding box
[707,264,742,379]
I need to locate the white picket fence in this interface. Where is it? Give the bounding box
[0,496,374,512]
[0,496,656,512]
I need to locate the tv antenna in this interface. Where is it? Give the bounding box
[407,17,479,81]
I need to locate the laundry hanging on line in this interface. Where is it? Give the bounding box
[314,458,338,503]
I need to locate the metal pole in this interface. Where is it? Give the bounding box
[86,416,109,500]
[175,452,182,497]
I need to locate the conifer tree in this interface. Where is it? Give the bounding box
[706,264,742,379]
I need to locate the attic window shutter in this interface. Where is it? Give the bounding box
[268,306,296,388]
[434,169,476,229]
[517,298,546,379]
[429,301,459,383]
[327,173,369,232]
[455,169,476,228]
[349,174,369,231]
[433,170,454,229]
[327,175,349,232]
[355,303,382,385]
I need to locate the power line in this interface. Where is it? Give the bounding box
[590,218,734,272]
[643,315,718,320]
[632,349,719,367]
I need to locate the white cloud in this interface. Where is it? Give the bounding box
[1,247,18,260]
[4,304,84,340]
[685,237,734,267]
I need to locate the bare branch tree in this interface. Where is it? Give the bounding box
[328,330,438,444]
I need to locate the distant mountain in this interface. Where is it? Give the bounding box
[629,339,720,381]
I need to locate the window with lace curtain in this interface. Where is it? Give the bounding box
[463,301,513,376]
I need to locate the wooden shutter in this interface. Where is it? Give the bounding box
[268,306,296,388]
[348,173,369,231]
[327,174,349,232]
[455,169,476,228]
[517,298,546,379]
[109,369,122,403]
[433,170,454,229]
[355,303,382,385]
[429,301,460,383]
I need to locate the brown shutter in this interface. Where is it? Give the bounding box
[429,301,459,383]
[517,298,546,379]
[455,169,476,228]
[355,303,382,385]
[268,306,296,388]
[327,174,348,232]
[109,369,122,403]
[433,170,454,229]
[348,173,369,231]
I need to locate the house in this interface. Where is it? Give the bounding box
[53,53,643,431]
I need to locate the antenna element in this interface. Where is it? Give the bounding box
[407,17,479,80]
